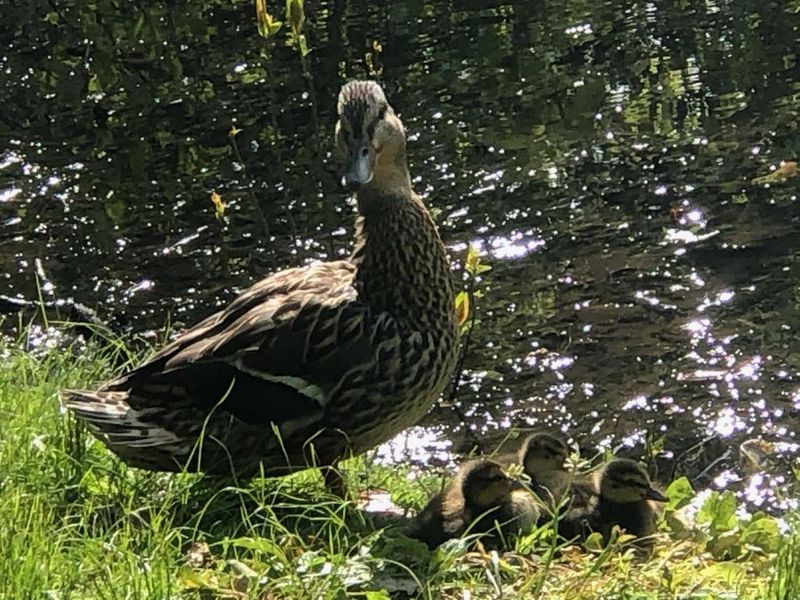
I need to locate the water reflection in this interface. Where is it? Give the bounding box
[2,0,799,506]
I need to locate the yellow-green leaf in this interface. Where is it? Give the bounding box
[464,245,492,276]
[298,34,310,57]
[454,291,470,326]
[256,0,282,39]
[465,245,482,274]
[177,565,217,590]
[211,191,226,220]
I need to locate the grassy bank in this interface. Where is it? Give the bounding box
[0,328,797,599]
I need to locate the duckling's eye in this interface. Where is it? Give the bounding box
[360,147,369,158]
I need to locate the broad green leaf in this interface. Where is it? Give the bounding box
[697,491,737,533]
[665,477,694,511]
[741,516,781,553]
[584,531,604,551]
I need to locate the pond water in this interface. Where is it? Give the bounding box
[2,1,799,507]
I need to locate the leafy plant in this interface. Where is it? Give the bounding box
[448,244,492,403]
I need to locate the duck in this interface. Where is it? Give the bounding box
[407,458,539,549]
[61,80,459,495]
[495,432,571,510]
[559,458,668,549]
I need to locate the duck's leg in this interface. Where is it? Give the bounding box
[323,461,349,499]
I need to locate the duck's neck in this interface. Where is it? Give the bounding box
[350,181,455,329]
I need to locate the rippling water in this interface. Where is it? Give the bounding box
[1,0,799,506]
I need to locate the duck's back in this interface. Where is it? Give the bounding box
[594,498,659,541]
[556,478,599,541]
[406,492,448,549]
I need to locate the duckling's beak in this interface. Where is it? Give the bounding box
[645,487,668,502]
[342,143,373,192]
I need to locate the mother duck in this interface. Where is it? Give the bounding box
[62,81,459,493]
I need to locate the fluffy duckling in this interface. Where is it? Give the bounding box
[407,459,538,549]
[496,432,571,508]
[560,458,668,548]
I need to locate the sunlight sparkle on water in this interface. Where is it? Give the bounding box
[372,428,454,467]
[469,233,545,261]
[707,407,746,437]
[0,186,21,203]
[622,395,648,410]
[684,318,710,336]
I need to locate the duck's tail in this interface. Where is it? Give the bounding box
[60,388,186,470]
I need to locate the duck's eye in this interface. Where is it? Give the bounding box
[360,147,369,158]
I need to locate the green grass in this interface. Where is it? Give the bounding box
[0,327,798,599]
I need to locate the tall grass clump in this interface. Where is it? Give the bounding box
[0,325,796,599]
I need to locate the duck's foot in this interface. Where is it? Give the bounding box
[323,463,350,500]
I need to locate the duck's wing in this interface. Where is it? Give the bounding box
[555,478,599,541]
[406,492,447,549]
[62,260,400,457]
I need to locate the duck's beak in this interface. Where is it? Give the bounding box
[342,142,373,192]
[645,487,668,502]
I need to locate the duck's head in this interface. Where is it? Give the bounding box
[520,432,569,475]
[335,80,408,193]
[460,459,513,509]
[598,459,668,504]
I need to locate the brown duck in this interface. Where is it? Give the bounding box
[408,458,539,549]
[495,431,571,511]
[61,81,459,492]
[559,458,668,549]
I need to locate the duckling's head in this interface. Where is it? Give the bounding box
[335,80,407,193]
[460,459,513,509]
[520,432,569,475]
[598,459,668,504]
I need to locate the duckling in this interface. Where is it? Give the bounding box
[560,458,668,548]
[407,459,538,549]
[496,432,571,508]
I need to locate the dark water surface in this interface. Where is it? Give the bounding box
[2,1,800,506]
